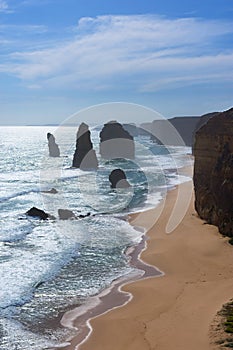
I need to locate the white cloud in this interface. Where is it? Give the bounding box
[0,24,48,33]
[0,0,9,12]
[0,15,233,92]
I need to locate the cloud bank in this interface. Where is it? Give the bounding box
[0,14,233,92]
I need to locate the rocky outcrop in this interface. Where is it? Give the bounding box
[47,133,60,157]
[41,188,58,194]
[58,210,92,220]
[26,207,92,221]
[72,123,98,170]
[193,107,233,237]
[26,207,55,220]
[109,169,131,189]
[100,121,135,159]
[58,209,76,220]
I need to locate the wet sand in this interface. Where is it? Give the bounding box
[53,170,233,350]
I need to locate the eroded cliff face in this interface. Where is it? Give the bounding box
[193,108,233,237]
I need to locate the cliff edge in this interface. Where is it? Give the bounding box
[193,107,233,237]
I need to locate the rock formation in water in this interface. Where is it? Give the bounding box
[58,209,92,220]
[58,209,76,220]
[72,123,98,170]
[41,188,58,194]
[193,107,233,237]
[99,121,135,159]
[47,133,60,157]
[26,207,55,220]
[109,169,131,189]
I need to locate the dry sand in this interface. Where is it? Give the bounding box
[61,171,233,350]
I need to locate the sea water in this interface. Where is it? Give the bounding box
[0,126,191,350]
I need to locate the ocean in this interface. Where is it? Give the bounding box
[0,126,191,350]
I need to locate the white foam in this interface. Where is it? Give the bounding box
[0,127,192,350]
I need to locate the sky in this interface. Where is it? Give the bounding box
[0,0,232,125]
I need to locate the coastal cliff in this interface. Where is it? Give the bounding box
[141,116,200,146]
[193,108,233,237]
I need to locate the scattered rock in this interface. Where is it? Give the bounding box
[72,123,98,170]
[58,209,76,220]
[100,121,135,159]
[47,133,60,157]
[26,207,55,220]
[58,210,92,220]
[109,169,131,189]
[41,188,58,194]
[78,212,91,219]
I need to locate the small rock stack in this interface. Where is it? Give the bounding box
[47,133,60,157]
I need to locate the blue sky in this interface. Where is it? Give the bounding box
[0,0,232,125]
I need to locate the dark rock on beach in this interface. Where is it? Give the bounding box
[109,169,131,189]
[100,121,135,159]
[72,123,98,170]
[47,133,60,157]
[26,207,55,220]
[193,107,233,237]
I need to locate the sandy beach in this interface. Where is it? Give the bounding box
[58,170,233,350]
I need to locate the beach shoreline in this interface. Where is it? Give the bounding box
[49,165,233,350]
[48,213,163,350]
[46,166,191,349]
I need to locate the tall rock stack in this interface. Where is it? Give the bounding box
[47,133,60,157]
[72,123,98,170]
[99,121,135,159]
[193,107,233,237]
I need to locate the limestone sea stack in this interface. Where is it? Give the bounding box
[109,169,131,189]
[100,121,135,159]
[47,133,60,157]
[193,107,233,237]
[72,123,98,170]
